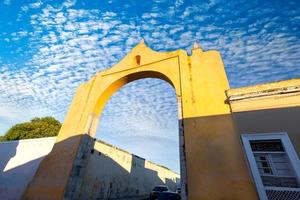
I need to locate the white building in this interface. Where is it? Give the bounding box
[0,137,56,200]
[0,137,179,200]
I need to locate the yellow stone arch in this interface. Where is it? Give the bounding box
[22,41,259,200]
[61,41,184,139]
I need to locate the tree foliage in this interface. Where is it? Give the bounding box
[0,117,61,142]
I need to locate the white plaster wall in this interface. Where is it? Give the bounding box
[0,137,179,200]
[79,140,180,199]
[0,137,56,200]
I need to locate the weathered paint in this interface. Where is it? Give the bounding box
[227,78,300,112]
[0,137,56,200]
[77,139,179,199]
[22,41,258,200]
[181,47,257,199]
[1,136,179,200]
[227,78,300,155]
[63,134,95,199]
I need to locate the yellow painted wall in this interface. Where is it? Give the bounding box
[182,48,257,199]
[22,42,258,200]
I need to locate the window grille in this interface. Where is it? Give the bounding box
[266,187,300,200]
[241,133,300,200]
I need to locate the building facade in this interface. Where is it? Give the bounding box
[228,79,300,200]
[21,42,300,200]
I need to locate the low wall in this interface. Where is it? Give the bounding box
[0,137,56,200]
[1,137,179,200]
[77,139,180,199]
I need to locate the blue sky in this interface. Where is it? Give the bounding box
[0,0,299,173]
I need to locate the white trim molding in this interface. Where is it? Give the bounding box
[241,132,300,200]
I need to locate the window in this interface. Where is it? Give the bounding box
[242,133,300,200]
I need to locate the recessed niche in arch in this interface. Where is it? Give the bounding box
[135,55,141,65]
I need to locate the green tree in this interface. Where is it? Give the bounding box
[0,117,61,142]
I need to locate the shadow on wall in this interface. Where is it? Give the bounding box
[166,177,180,192]
[77,138,179,199]
[0,140,18,172]
[0,140,19,198]
[0,156,45,200]
[0,141,46,200]
[21,135,179,200]
[20,114,265,200]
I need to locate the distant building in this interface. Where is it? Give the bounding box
[78,139,180,199]
[0,137,179,200]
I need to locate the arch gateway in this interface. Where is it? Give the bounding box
[23,41,300,200]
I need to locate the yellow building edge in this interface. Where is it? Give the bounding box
[227,78,300,101]
[227,78,300,112]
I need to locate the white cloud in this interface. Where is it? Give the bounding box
[3,0,11,5]
[175,0,184,7]
[29,0,42,9]
[1,0,300,171]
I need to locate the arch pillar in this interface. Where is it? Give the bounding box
[84,113,99,137]
[22,42,258,200]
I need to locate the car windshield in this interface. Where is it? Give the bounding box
[153,186,168,192]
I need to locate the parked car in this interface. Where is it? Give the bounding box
[157,191,181,200]
[176,187,181,194]
[150,185,169,200]
[150,185,181,200]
